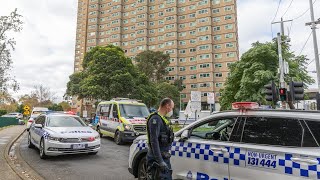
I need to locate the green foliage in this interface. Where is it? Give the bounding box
[16,104,24,113]
[220,38,315,110]
[135,50,170,82]
[0,110,7,116]
[156,82,180,113]
[58,102,71,111]
[48,104,64,111]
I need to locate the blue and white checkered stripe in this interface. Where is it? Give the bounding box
[136,140,147,150]
[170,141,246,166]
[279,154,320,179]
[136,140,246,167]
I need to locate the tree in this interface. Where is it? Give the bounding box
[135,50,170,83]
[156,82,180,114]
[219,38,315,110]
[0,9,23,93]
[31,84,56,106]
[18,94,38,108]
[48,104,63,111]
[59,101,71,111]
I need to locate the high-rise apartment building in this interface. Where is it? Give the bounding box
[74,0,239,110]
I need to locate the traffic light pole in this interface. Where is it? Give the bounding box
[307,0,320,110]
[277,33,287,109]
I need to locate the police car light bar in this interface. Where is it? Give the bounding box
[232,102,259,110]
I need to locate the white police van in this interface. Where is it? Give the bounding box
[128,102,320,180]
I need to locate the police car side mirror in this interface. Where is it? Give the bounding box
[180,130,189,141]
[34,124,43,128]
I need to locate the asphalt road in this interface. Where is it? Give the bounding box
[20,133,135,180]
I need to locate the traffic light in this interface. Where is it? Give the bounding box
[279,88,287,101]
[264,81,278,103]
[289,81,304,101]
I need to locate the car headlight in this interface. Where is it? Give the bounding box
[124,124,132,131]
[48,136,61,142]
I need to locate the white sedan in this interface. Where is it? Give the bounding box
[28,113,100,159]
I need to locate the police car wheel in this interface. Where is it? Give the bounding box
[114,131,123,145]
[27,133,35,148]
[39,138,47,159]
[138,156,147,180]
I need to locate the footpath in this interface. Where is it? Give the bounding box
[0,126,25,180]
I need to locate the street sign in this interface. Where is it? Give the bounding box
[191,91,201,102]
[184,100,192,117]
[23,105,30,111]
[23,110,30,116]
[190,101,201,112]
[207,93,215,104]
[83,110,88,118]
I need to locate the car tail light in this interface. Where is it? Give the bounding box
[89,137,95,141]
[28,119,34,123]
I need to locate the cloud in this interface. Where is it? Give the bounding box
[0,0,77,102]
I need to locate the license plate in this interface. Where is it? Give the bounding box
[72,144,86,149]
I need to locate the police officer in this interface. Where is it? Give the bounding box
[146,98,174,180]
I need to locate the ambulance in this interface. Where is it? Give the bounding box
[129,102,320,180]
[94,98,150,145]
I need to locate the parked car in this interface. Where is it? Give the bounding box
[28,113,100,159]
[2,112,23,119]
[27,107,49,130]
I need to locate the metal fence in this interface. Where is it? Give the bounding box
[0,117,18,127]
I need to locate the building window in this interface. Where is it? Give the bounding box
[179,49,186,54]
[179,41,186,45]
[190,39,196,44]
[199,63,210,68]
[190,57,196,61]
[199,45,210,50]
[181,94,186,99]
[213,17,220,22]
[226,43,234,48]
[212,8,220,13]
[179,67,186,71]
[190,74,197,79]
[215,73,223,77]
[190,66,197,70]
[190,30,196,35]
[179,32,186,37]
[225,33,234,39]
[179,7,185,12]
[200,73,210,78]
[215,83,223,88]
[225,15,233,20]
[199,35,210,41]
[190,48,196,52]
[199,54,210,59]
[198,26,209,32]
[214,35,221,41]
[214,54,222,59]
[214,45,222,49]
[213,0,220,4]
[227,52,235,57]
[225,6,233,11]
[213,26,221,31]
[225,24,233,30]
[180,76,186,80]
[191,84,198,89]
[200,83,210,87]
[179,58,186,62]
[227,62,233,67]
[167,67,175,72]
[189,13,196,18]
[214,63,222,68]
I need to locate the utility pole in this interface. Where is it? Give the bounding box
[306,0,320,110]
[272,19,292,109]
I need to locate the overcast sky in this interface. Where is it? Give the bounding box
[0,0,319,102]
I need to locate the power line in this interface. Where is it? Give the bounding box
[288,20,293,36]
[272,0,282,23]
[281,0,294,18]
[298,31,313,56]
[292,0,317,20]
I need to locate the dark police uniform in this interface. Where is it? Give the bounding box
[146,112,174,180]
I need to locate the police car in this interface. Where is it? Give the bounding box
[28,113,100,159]
[128,102,320,180]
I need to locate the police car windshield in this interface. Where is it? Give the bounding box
[47,116,86,127]
[119,104,149,118]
